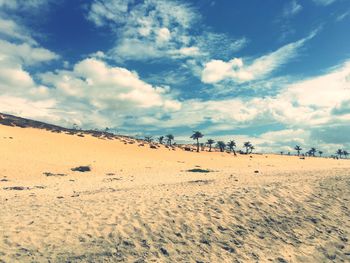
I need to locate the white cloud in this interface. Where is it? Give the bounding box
[201,32,316,84]
[0,17,36,44]
[87,0,202,61]
[336,10,350,22]
[283,1,303,17]
[87,0,247,62]
[157,27,171,43]
[279,62,350,108]
[0,0,51,10]
[0,65,34,89]
[0,19,59,97]
[0,40,58,66]
[0,95,57,120]
[39,58,182,111]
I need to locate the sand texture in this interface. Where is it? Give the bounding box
[1,125,350,262]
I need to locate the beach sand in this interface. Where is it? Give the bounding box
[1,124,349,262]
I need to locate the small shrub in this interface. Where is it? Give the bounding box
[71,166,91,172]
[187,168,211,173]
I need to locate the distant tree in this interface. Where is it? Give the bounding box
[190,131,204,152]
[166,134,174,146]
[243,142,252,154]
[294,145,302,156]
[280,151,284,155]
[144,136,153,143]
[310,147,317,157]
[206,139,215,152]
[227,140,237,156]
[158,136,164,144]
[336,149,343,159]
[306,150,314,157]
[318,150,323,157]
[344,150,349,159]
[216,141,226,152]
[249,145,255,154]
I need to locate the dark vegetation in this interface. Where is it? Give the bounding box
[71,166,91,172]
[187,168,212,173]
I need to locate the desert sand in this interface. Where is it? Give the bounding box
[1,124,350,262]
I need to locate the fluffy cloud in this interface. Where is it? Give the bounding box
[87,0,201,61]
[87,0,247,62]
[0,18,58,97]
[202,32,316,84]
[0,95,57,120]
[0,40,58,66]
[0,17,36,44]
[39,58,181,111]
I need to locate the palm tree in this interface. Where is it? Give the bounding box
[249,145,255,154]
[294,145,302,156]
[343,150,349,159]
[310,147,316,157]
[207,139,215,152]
[216,141,226,152]
[190,131,204,152]
[337,149,344,158]
[243,142,252,154]
[144,136,153,143]
[158,136,164,144]
[165,134,174,146]
[336,149,343,159]
[318,150,323,157]
[227,140,237,156]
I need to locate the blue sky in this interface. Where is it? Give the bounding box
[0,0,350,154]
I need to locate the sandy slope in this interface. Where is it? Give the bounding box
[0,125,349,262]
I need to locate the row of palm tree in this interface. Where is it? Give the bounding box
[144,131,255,154]
[144,134,348,158]
[294,145,348,159]
[190,131,255,154]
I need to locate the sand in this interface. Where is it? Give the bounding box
[0,124,349,262]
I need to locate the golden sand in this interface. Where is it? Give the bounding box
[0,125,349,262]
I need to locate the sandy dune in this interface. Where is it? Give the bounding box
[1,124,350,262]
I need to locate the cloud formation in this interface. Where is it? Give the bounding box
[87,0,201,61]
[201,33,316,84]
[40,58,181,111]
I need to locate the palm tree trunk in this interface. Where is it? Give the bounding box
[209,145,212,152]
[196,138,199,152]
[233,149,236,156]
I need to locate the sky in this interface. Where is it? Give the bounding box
[0,0,350,154]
